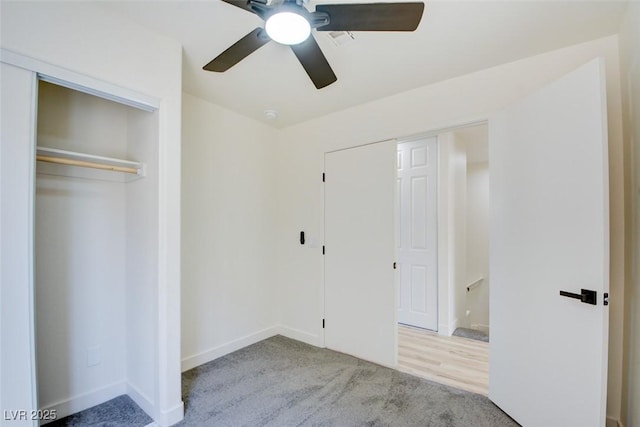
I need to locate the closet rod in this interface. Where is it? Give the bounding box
[36,155,139,174]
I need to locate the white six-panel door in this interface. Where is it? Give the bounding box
[489,58,609,427]
[397,138,438,330]
[324,141,397,367]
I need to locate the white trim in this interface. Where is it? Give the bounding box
[126,383,155,423]
[277,325,323,347]
[449,317,459,337]
[155,401,184,427]
[0,49,159,112]
[40,381,127,425]
[180,326,280,372]
[399,120,488,144]
[128,381,183,427]
[438,323,450,336]
[28,69,39,427]
[321,156,327,349]
[1,48,183,425]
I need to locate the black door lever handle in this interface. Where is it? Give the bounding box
[559,289,597,305]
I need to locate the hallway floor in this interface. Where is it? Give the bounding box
[398,324,489,395]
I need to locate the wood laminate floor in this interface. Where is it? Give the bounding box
[397,324,489,396]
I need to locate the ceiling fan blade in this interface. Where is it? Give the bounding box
[290,35,337,89]
[220,0,261,14]
[314,3,424,31]
[203,28,270,72]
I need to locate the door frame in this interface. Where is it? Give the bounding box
[397,121,489,338]
[320,121,488,354]
[0,49,183,425]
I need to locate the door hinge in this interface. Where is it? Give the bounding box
[322,318,325,329]
[393,262,397,270]
[322,172,325,182]
[322,246,325,255]
[603,292,609,306]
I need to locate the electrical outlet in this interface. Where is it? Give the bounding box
[87,346,101,367]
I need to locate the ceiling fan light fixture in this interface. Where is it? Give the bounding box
[265,12,311,45]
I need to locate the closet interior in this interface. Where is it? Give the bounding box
[35,81,159,421]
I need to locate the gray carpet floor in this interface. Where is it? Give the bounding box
[178,335,517,426]
[47,335,517,426]
[46,394,151,426]
[452,327,490,343]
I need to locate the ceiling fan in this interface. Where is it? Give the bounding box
[204,0,425,89]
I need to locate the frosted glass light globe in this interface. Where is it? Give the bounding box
[265,12,311,45]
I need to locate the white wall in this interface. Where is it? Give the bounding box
[437,128,490,336]
[35,83,129,413]
[465,162,490,333]
[436,132,464,336]
[276,35,626,420]
[180,93,280,371]
[126,107,160,410]
[618,2,640,426]
[442,134,468,333]
[0,2,183,424]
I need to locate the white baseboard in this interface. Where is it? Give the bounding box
[126,382,155,422]
[276,325,322,347]
[447,317,460,336]
[155,401,184,427]
[37,379,181,426]
[127,382,183,427]
[41,381,127,424]
[181,326,280,372]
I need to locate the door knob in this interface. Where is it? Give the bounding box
[559,289,597,305]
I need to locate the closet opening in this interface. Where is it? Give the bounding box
[35,80,159,423]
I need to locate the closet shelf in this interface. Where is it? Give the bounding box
[36,147,145,178]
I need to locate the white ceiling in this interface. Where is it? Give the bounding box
[102,0,629,128]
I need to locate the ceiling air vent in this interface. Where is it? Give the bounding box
[327,31,355,47]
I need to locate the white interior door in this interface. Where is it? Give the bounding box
[0,62,39,423]
[397,138,438,330]
[489,58,609,427]
[324,141,397,367]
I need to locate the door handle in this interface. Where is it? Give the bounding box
[559,289,597,305]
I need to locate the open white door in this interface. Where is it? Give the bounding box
[324,141,397,367]
[489,58,609,427]
[397,138,438,330]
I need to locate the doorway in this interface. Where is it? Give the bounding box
[396,124,490,395]
[0,51,184,424]
[34,80,159,421]
[322,59,609,425]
